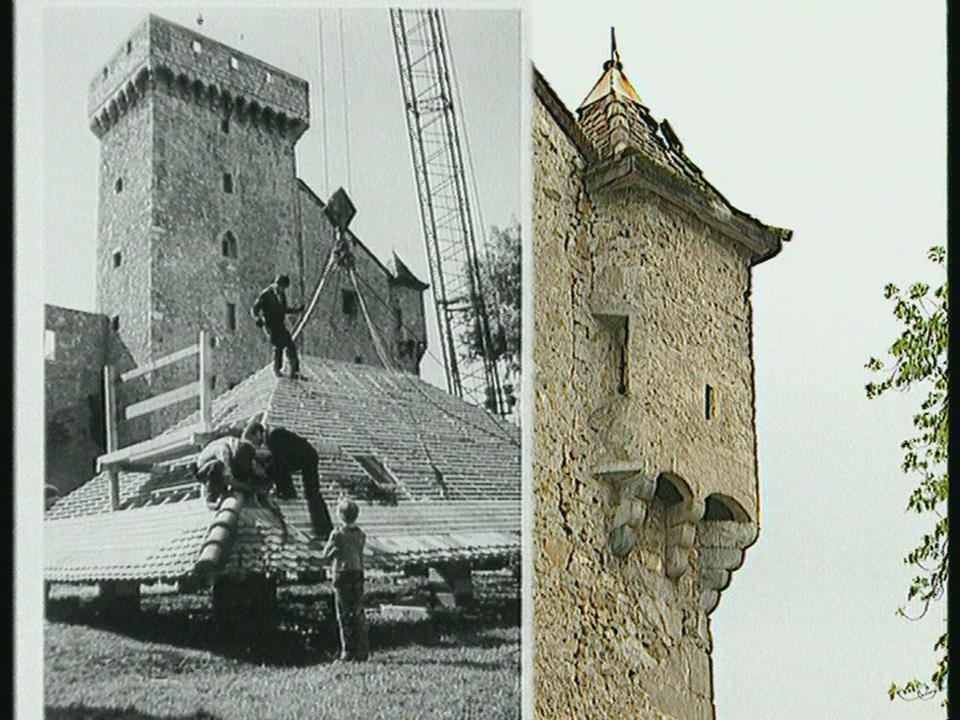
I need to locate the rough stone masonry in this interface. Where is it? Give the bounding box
[532,44,791,720]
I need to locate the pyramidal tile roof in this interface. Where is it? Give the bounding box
[45,357,520,583]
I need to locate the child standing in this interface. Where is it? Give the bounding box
[321,499,369,661]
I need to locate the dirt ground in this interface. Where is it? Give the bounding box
[44,571,520,720]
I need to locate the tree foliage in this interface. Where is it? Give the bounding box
[465,222,521,409]
[865,246,948,708]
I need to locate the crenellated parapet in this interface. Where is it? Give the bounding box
[88,14,309,140]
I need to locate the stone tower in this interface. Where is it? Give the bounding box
[533,36,790,720]
[86,16,427,441]
[90,16,309,394]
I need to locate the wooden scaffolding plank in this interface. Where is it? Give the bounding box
[97,427,213,471]
[119,343,200,383]
[125,382,200,421]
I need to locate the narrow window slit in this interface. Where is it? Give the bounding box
[617,317,629,395]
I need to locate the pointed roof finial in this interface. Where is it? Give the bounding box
[578,27,643,111]
[604,27,623,72]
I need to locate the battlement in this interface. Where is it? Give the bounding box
[88,15,309,138]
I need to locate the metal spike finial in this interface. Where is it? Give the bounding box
[604,27,623,71]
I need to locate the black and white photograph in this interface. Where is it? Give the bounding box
[19,4,523,718]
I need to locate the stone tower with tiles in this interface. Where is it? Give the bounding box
[532,39,791,720]
[85,15,427,444]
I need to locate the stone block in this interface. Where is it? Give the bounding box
[699,546,744,571]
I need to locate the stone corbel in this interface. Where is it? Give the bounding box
[604,470,656,557]
[663,496,704,579]
[696,520,758,615]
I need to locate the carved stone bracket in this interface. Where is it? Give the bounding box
[663,496,704,579]
[604,470,656,557]
[696,520,758,615]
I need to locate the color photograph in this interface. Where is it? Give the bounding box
[530,1,946,719]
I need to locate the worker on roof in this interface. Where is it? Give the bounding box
[321,499,369,662]
[195,421,270,508]
[263,426,333,538]
[252,274,304,379]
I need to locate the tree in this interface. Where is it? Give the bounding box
[865,245,948,708]
[465,222,521,410]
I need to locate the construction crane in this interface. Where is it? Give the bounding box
[389,8,509,417]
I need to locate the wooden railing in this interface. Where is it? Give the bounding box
[97,331,217,509]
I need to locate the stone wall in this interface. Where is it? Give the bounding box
[149,73,303,396]
[297,186,426,373]
[45,306,110,495]
[89,15,308,122]
[389,279,428,375]
[533,76,760,719]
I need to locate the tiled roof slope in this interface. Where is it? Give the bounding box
[533,62,791,263]
[45,357,520,583]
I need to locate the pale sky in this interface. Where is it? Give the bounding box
[531,1,946,718]
[36,2,521,392]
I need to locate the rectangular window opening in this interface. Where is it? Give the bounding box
[226,302,237,332]
[221,232,237,259]
[44,329,56,361]
[126,40,132,54]
[222,173,233,194]
[220,118,230,134]
[114,177,123,194]
[353,455,399,491]
[617,317,629,395]
[342,289,358,317]
[705,384,715,420]
[111,315,120,332]
[112,250,122,268]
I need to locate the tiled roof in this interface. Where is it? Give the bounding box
[45,357,520,582]
[535,53,792,261]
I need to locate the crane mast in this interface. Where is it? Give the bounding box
[390,8,507,417]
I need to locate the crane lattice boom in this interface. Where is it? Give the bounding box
[390,8,507,416]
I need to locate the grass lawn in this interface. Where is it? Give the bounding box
[45,572,520,720]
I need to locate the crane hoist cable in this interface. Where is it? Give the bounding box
[290,240,339,342]
[338,9,352,189]
[350,271,470,498]
[316,9,330,194]
[348,266,395,372]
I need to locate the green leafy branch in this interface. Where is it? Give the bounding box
[866,246,948,708]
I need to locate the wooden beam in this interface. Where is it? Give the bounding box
[198,330,212,431]
[103,366,118,453]
[106,469,120,510]
[97,428,217,472]
[124,381,200,421]
[119,343,199,383]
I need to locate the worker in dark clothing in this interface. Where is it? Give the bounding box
[251,274,304,379]
[195,422,269,508]
[264,426,333,538]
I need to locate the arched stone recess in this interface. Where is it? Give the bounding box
[658,473,703,579]
[600,468,704,582]
[696,493,757,617]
